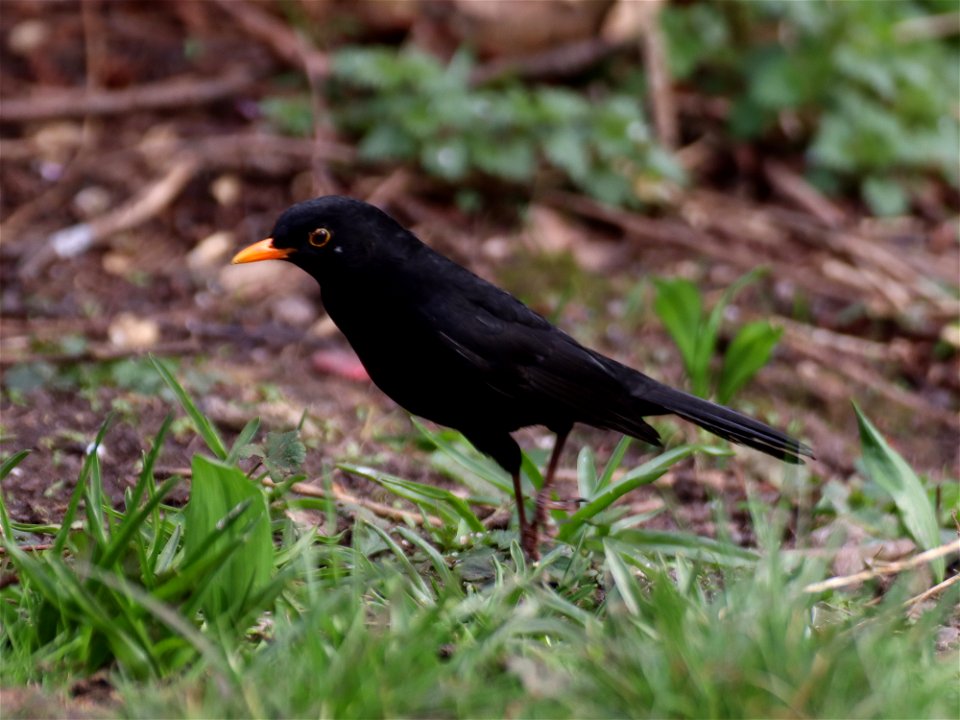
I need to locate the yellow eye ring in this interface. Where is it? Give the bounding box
[308,227,332,248]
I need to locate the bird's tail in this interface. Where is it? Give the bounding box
[640,383,813,463]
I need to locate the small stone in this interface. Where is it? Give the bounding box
[8,19,49,55]
[73,186,112,218]
[108,313,159,350]
[210,174,242,207]
[220,260,299,298]
[34,122,83,162]
[102,252,133,276]
[271,294,317,327]
[187,231,234,273]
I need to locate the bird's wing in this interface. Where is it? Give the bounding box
[420,273,663,444]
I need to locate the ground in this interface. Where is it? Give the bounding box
[1,0,957,580]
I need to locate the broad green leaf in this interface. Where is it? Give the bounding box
[184,456,273,621]
[854,404,943,581]
[862,176,908,217]
[698,268,767,399]
[557,445,731,542]
[263,429,306,475]
[576,446,598,500]
[421,138,469,180]
[544,128,590,181]
[653,277,703,384]
[717,321,783,404]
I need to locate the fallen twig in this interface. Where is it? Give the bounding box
[803,539,960,593]
[0,339,199,368]
[261,477,443,528]
[470,37,628,86]
[0,68,256,122]
[640,7,677,149]
[764,160,847,227]
[903,572,960,608]
[212,0,329,77]
[20,157,199,277]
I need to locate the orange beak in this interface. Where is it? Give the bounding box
[231,237,293,264]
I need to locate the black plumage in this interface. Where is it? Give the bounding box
[233,196,812,556]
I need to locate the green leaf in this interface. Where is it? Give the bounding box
[717,321,783,404]
[653,278,703,387]
[184,456,274,621]
[698,268,767,399]
[263,430,306,475]
[853,404,943,582]
[474,138,535,182]
[421,138,469,180]
[544,129,590,181]
[226,417,261,465]
[861,176,908,217]
[260,96,314,137]
[0,450,30,481]
[557,445,731,542]
[576,446,598,500]
[358,123,416,161]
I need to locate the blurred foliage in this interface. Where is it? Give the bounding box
[265,47,683,208]
[662,0,959,215]
[654,269,783,402]
[259,1,956,216]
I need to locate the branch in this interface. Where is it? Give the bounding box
[0,68,256,122]
[803,539,960,593]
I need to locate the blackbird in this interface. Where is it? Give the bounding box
[233,196,812,556]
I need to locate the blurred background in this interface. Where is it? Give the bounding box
[1,0,958,522]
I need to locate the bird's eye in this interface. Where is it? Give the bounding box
[308,227,332,248]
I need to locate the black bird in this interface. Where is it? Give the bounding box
[233,196,812,556]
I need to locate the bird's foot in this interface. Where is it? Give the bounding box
[520,521,541,561]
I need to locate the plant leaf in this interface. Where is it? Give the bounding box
[854,403,943,582]
[717,321,783,404]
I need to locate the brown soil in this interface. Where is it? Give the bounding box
[1,1,957,542]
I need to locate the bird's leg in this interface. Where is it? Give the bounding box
[533,427,571,538]
[513,470,540,559]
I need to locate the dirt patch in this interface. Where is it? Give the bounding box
[2,1,957,538]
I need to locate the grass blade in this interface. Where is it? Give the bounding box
[854,403,944,581]
[557,445,729,542]
[150,356,227,459]
[53,417,112,554]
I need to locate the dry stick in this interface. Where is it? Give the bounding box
[640,10,677,149]
[803,539,960,594]
[690,188,958,311]
[210,0,336,194]
[20,157,199,277]
[261,477,443,528]
[790,340,960,428]
[212,0,327,72]
[0,340,199,368]
[903,572,960,608]
[470,37,627,86]
[777,317,900,362]
[0,68,256,122]
[764,160,847,228]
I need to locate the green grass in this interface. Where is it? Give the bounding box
[1,361,956,718]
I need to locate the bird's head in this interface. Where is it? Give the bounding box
[232,196,415,280]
